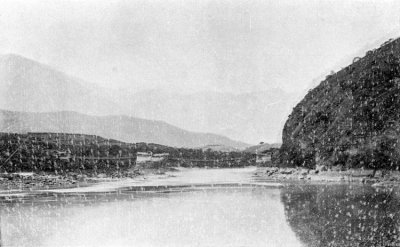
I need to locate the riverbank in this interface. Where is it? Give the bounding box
[0,166,281,195]
[0,167,177,192]
[254,166,400,186]
[3,166,399,193]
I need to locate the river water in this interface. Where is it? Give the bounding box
[0,167,399,247]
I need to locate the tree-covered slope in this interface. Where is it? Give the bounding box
[0,132,254,173]
[279,37,400,170]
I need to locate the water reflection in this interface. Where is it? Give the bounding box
[0,186,302,247]
[4,166,399,247]
[281,184,400,247]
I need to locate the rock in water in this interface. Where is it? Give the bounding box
[279,37,400,171]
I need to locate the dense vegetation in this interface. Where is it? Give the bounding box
[0,132,255,174]
[279,37,400,171]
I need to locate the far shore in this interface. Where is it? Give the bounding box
[1,166,400,195]
[0,166,263,194]
[254,166,400,187]
[0,167,179,193]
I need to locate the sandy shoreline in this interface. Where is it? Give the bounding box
[253,166,400,187]
[0,168,176,194]
[2,166,398,197]
[0,167,287,198]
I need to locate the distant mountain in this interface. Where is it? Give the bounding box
[199,144,240,152]
[0,54,296,144]
[243,143,281,154]
[0,54,120,116]
[0,110,249,148]
[125,89,297,144]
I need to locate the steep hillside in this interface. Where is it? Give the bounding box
[279,37,400,170]
[0,110,249,149]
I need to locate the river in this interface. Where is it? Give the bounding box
[0,167,399,247]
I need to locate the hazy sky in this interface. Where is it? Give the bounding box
[0,0,400,94]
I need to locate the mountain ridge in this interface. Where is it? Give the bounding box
[0,53,296,144]
[0,109,249,148]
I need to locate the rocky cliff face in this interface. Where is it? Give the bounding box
[279,37,400,170]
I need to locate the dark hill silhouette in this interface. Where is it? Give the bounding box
[279,37,400,171]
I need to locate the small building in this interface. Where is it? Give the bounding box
[136,152,153,163]
[152,153,169,162]
[136,152,169,167]
[49,149,72,161]
[256,153,271,163]
[256,151,272,164]
[255,148,280,166]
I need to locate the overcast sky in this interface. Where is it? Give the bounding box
[0,0,400,94]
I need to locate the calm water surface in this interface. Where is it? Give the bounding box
[0,168,399,247]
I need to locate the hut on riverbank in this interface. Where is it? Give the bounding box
[136,152,169,168]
